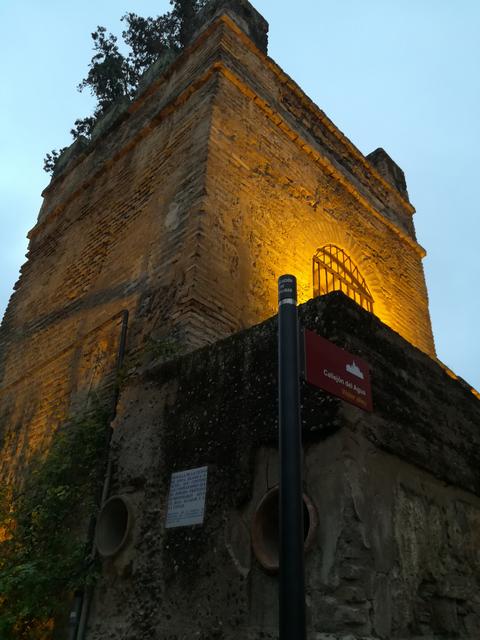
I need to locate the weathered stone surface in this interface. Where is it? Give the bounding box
[83,294,480,639]
[194,0,269,52]
[0,1,435,492]
[0,4,471,638]
[89,96,131,144]
[136,49,178,97]
[367,147,409,201]
[52,135,88,178]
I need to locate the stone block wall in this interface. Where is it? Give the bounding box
[0,311,125,481]
[194,19,434,355]
[0,3,434,501]
[0,39,219,478]
[85,293,480,639]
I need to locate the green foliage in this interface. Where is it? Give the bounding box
[77,26,132,118]
[70,116,96,141]
[0,405,109,639]
[170,0,208,48]
[42,147,68,174]
[45,0,209,174]
[121,11,179,80]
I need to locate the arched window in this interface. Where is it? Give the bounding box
[313,245,374,313]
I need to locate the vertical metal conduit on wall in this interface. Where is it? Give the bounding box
[69,309,129,640]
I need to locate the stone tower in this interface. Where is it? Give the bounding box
[5,4,477,639]
[0,0,435,480]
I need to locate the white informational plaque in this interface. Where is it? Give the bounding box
[165,466,208,529]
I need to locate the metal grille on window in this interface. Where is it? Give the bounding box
[313,245,374,313]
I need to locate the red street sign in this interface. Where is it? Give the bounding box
[304,330,373,412]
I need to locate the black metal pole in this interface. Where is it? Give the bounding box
[278,274,306,640]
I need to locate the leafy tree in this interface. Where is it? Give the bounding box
[121,11,179,80]
[172,0,206,47]
[70,116,96,141]
[45,0,209,174]
[78,26,131,111]
[69,25,131,142]
[0,407,108,639]
[43,147,68,174]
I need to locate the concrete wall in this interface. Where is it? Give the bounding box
[85,294,480,639]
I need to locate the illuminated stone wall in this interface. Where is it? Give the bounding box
[0,313,123,481]
[195,19,435,355]
[0,36,219,475]
[0,2,434,480]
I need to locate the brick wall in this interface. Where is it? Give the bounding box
[193,27,434,354]
[0,63,217,478]
[0,9,435,482]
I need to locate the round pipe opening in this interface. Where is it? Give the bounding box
[95,495,133,558]
[251,486,317,573]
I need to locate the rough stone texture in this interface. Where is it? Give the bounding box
[194,0,269,53]
[52,136,88,178]
[89,96,131,145]
[367,148,409,201]
[86,293,480,639]
[0,4,437,485]
[0,311,125,481]
[2,5,473,638]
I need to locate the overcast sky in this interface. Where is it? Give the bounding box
[1,1,479,389]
